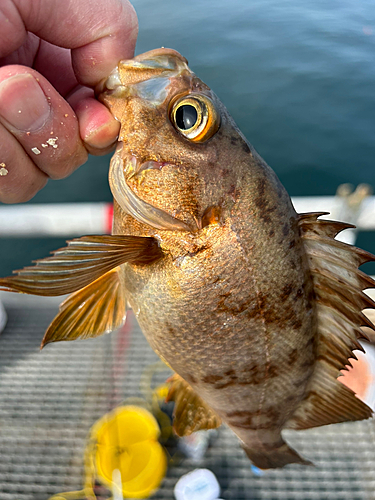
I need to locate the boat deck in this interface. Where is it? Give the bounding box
[0,293,374,500]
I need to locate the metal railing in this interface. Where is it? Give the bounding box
[0,184,373,245]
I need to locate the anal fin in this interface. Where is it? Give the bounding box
[166,374,222,436]
[41,267,126,347]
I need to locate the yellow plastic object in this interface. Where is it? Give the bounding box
[48,364,172,500]
[92,405,167,498]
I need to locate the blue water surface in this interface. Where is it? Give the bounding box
[1,0,375,271]
[133,0,375,195]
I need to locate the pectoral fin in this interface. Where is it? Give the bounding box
[0,235,162,296]
[41,268,126,347]
[166,374,221,436]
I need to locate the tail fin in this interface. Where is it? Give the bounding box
[243,440,312,469]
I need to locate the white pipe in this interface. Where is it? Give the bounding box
[0,202,113,236]
[0,196,374,238]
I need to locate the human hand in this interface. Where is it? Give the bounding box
[0,0,138,203]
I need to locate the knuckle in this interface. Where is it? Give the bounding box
[46,147,88,180]
[0,176,47,203]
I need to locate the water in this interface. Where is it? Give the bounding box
[1,0,375,273]
[133,0,375,194]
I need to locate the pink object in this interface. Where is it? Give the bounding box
[340,341,375,411]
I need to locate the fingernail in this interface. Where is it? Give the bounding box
[84,119,120,149]
[0,74,50,132]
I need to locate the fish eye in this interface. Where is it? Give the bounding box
[175,105,198,130]
[170,94,220,142]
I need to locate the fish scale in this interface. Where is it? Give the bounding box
[0,47,373,469]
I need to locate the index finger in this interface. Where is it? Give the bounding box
[0,0,138,86]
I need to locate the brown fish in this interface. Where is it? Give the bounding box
[1,48,374,469]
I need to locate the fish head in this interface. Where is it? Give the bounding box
[97,48,255,233]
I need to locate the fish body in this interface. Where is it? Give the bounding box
[1,48,374,469]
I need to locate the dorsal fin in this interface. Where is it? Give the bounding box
[287,213,374,430]
[166,374,222,436]
[41,268,126,347]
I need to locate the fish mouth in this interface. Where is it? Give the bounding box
[96,48,189,96]
[109,145,194,233]
[133,47,188,63]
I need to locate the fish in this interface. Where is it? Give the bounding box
[1,47,374,469]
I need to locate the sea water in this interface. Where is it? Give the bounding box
[1,0,375,273]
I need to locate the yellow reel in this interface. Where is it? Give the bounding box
[93,405,167,498]
[49,405,167,500]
